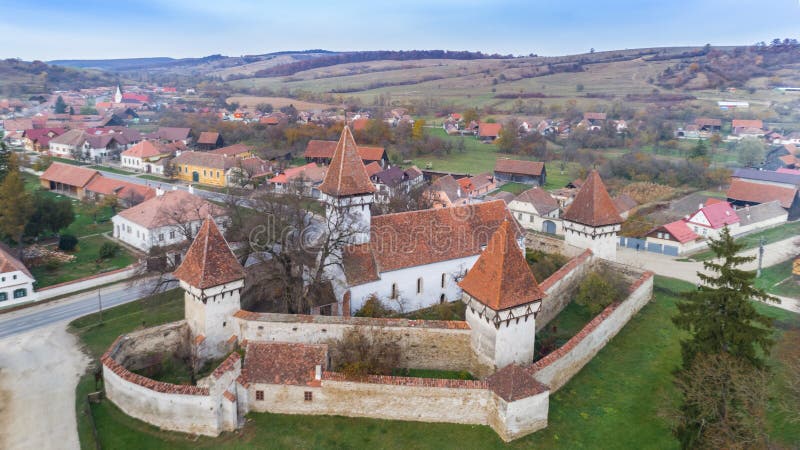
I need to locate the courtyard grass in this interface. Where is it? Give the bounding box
[689,221,800,261]
[391,368,475,380]
[534,301,595,360]
[23,173,115,237]
[71,277,800,449]
[30,235,135,288]
[495,182,529,195]
[756,258,800,299]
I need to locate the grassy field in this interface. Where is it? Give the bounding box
[756,258,799,299]
[70,277,800,449]
[689,221,800,261]
[23,173,115,237]
[535,301,594,360]
[495,182,529,195]
[30,235,135,288]
[227,95,337,111]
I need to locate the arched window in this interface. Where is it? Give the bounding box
[417,278,423,294]
[391,283,398,299]
[440,294,445,304]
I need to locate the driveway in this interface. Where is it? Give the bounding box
[0,323,89,450]
[616,236,800,313]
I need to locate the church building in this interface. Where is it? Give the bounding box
[321,127,521,315]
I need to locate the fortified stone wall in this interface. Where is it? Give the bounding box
[101,321,242,437]
[536,250,594,331]
[234,312,491,375]
[529,271,654,391]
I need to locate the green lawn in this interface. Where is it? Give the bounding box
[496,182,529,195]
[89,165,135,176]
[52,156,88,166]
[71,277,800,449]
[756,258,799,299]
[392,368,475,380]
[690,221,800,261]
[30,235,135,288]
[138,174,176,183]
[534,301,595,360]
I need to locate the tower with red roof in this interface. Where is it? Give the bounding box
[173,217,245,358]
[459,220,546,369]
[319,126,376,245]
[561,170,623,260]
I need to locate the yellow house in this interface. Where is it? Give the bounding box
[172,151,235,187]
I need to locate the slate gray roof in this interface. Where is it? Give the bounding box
[732,168,800,187]
[736,201,788,227]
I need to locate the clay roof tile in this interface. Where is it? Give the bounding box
[172,217,244,289]
[562,170,623,227]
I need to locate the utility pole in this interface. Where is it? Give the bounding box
[97,288,103,323]
[757,237,766,278]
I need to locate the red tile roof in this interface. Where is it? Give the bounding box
[242,342,327,386]
[267,163,326,185]
[612,194,638,214]
[351,118,369,131]
[318,126,376,196]
[85,177,156,202]
[197,131,220,145]
[562,170,623,227]
[689,201,739,229]
[304,140,386,162]
[364,161,382,177]
[478,122,502,137]
[173,217,244,289]
[121,140,169,159]
[40,162,99,188]
[660,220,699,244]
[583,112,607,121]
[727,178,797,209]
[494,159,545,176]
[342,243,380,285]
[732,119,763,129]
[172,151,237,170]
[117,190,222,229]
[209,143,250,157]
[458,220,545,310]
[694,117,722,127]
[0,244,32,278]
[487,364,548,402]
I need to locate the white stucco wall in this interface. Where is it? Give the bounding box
[183,279,243,358]
[0,269,37,307]
[112,214,225,253]
[491,392,549,442]
[347,255,479,314]
[564,222,619,260]
[464,301,538,369]
[508,200,563,236]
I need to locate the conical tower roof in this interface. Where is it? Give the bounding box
[319,126,376,197]
[458,220,545,310]
[173,217,244,289]
[562,170,623,227]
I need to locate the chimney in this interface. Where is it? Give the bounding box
[155,186,164,197]
[315,365,322,381]
[698,203,704,210]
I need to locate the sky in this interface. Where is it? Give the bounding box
[2,0,800,61]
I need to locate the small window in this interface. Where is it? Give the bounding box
[169,231,176,239]
[0,292,7,301]
[217,171,220,178]
[255,390,264,401]
[391,283,398,299]
[517,213,523,220]
[12,275,15,280]
[13,289,26,299]
[417,278,423,294]
[441,273,446,288]
[304,391,313,401]
[158,233,164,242]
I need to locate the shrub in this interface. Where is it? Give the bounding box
[574,266,628,315]
[525,249,570,281]
[329,328,401,378]
[58,234,78,251]
[354,295,393,318]
[98,242,119,260]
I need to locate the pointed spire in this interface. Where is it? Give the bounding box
[562,170,623,227]
[173,217,244,289]
[319,126,376,197]
[458,220,545,310]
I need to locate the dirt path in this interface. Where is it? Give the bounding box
[0,323,89,450]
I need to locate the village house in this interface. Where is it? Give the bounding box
[478,122,502,142]
[456,172,496,198]
[427,174,469,208]
[726,168,800,220]
[644,220,702,256]
[266,163,327,197]
[227,157,272,188]
[209,143,252,158]
[84,177,156,208]
[369,166,424,204]
[303,139,388,167]
[731,119,765,138]
[23,128,65,151]
[120,141,174,174]
[695,117,722,134]
[684,199,740,239]
[494,159,547,186]
[172,151,236,187]
[39,163,100,199]
[0,245,37,308]
[111,189,226,253]
[196,131,223,150]
[613,194,638,220]
[578,112,606,131]
[146,127,192,145]
[508,187,562,235]
[48,129,90,159]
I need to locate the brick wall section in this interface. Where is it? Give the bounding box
[233,311,470,329]
[536,249,594,330]
[528,271,654,391]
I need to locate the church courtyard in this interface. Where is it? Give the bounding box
[69,276,800,449]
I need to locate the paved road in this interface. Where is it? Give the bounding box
[96,169,232,203]
[617,236,800,313]
[0,277,163,339]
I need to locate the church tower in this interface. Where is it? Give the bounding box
[561,170,623,260]
[318,126,376,245]
[173,217,245,359]
[459,220,546,369]
[114,84,123,104]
